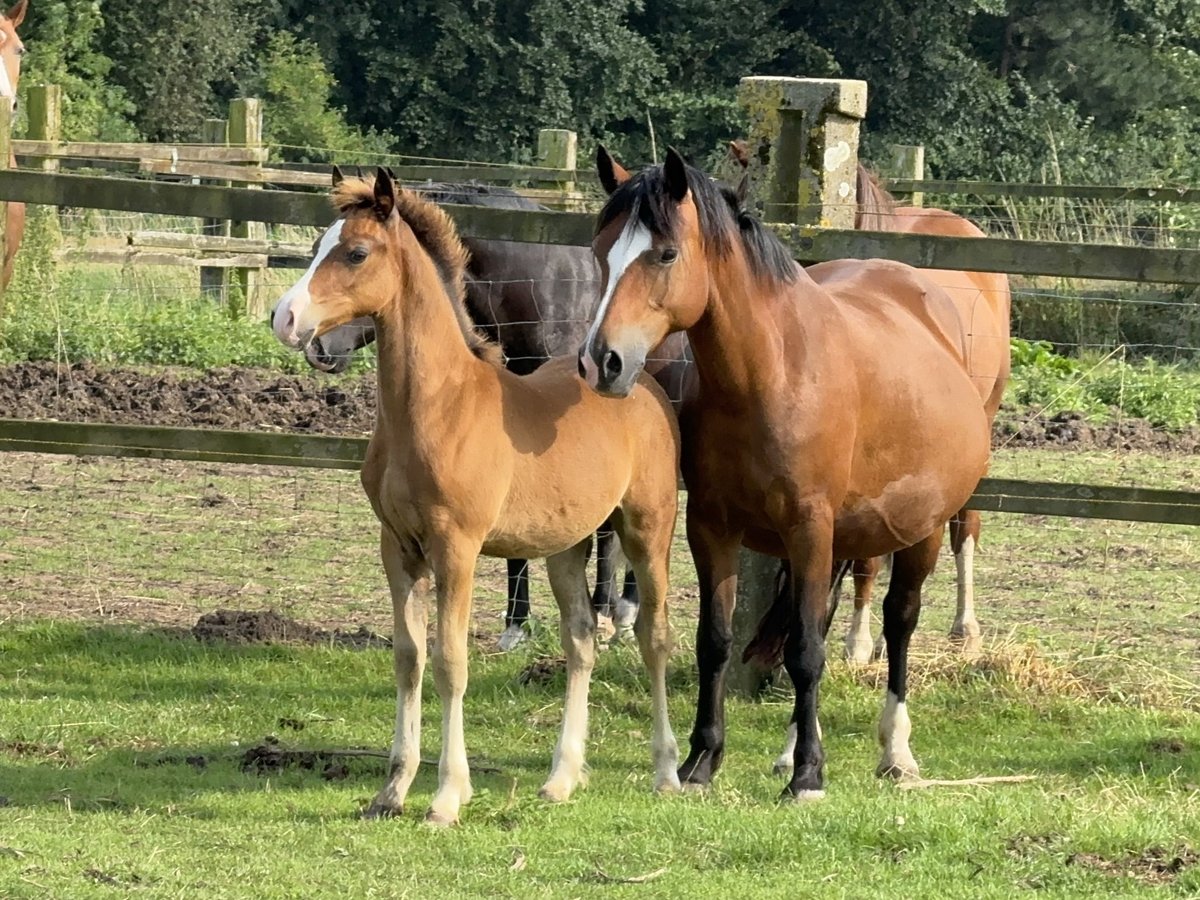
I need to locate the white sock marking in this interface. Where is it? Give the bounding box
[954,535,977,630]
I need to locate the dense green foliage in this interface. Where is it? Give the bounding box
[11,1,1200,182]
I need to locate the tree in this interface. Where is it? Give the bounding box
[99,0,274,140]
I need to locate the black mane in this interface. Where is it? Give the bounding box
[413,180,548,212]
[596,162,797,284]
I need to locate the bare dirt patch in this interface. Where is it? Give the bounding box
[1067,847,1198,885]
[191,609,389,649]
[5,360,1200,452]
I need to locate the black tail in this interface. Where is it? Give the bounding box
[741,559,853,668]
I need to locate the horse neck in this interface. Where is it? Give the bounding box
[685,252,798,400]
[372,239,481,429]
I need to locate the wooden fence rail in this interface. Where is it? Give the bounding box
[1,169,1198,283]
[4,420,1199,527]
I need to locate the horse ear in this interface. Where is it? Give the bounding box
[373,167,396,220]
[734,174,750,206]
[596,145,631,196]
[728,139,750,170]
[664,147,689,202]
[5,0,26,28]
[331,165,344,186]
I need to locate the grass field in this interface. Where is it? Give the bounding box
[2,446,1199,896]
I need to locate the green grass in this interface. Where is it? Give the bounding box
[1,620,1198,898]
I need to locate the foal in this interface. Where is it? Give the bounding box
[272,169,681,824]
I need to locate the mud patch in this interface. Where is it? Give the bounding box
[0,739,66,760]
[84,868,142,888]
[517,656,566,686]
[1147,736,1188,754]
[240,739,376,782]
[1068,847,1198,885]
[5,360,1200,453]
[191,609,389,649]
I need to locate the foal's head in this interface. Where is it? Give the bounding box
[272,168,495,363]
[579,146,794,397]
[0,1,28,114]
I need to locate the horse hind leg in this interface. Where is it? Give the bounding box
[540,539,597,803]
[499,558,531,651]
[614,506,680,793]
[876,529,943,782]
[843,557,882,665]
[590,522,620,644]
[948,510,983,658]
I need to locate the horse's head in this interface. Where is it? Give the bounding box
[272,167,403,351]
[0,1,28,114]
[579,146,715,397]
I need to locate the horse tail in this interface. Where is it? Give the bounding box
[740,559,854,668]
[855,163,896,231]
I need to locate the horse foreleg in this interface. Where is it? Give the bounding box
[591,524,620,642]
[949,510,982,656]
[499,558,531,651]
[781,513,835,801]
[364,528,429,819]
[876,530,942,781]
[541,540,596,802]
[678,513,742,789]
[426,538,479,826]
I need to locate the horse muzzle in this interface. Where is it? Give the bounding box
[579,338,643,398]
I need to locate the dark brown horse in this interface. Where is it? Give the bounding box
[581,148,990,799]
[0,0,27,290]
[272,170,682,823]
[306,179,690,648]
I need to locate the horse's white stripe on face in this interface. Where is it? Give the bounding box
[0,57,14,110]
[581,217,652,377]
[272,220,344,346]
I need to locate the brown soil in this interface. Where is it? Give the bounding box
[191,609,389,649]
[1067,847,1198,885]
[4,360,1200,453]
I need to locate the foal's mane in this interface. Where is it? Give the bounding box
[597,162,797,285]
[331,177,503,366]
[855,164,897,231]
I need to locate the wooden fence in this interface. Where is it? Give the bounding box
[0,165,1199,528]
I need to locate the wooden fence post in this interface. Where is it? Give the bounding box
[200,117,230,303]
[536,128,577,208]
[885,143,925,207]
[725,76,867,698]
[227,98,265,318]
[24,85,62,246]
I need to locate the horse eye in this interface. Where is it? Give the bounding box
[659,247,679,264]
[347,247,368,265]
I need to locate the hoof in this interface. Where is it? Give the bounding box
[538,781,574,803]
[679,780,709,794]
[595,614,616,644]
[423,809,458,828]
[844,638,875,666]
[613,597,639,630]
[781,788,826,803]
[876,757,920,781]
[654,772,682,794]
[498,625,528,652]
[950,626,983,659]
[362,801,402,820]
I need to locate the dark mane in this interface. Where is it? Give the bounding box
[412,180,548,212]
[330,176,503,366]
[597,162,797,285]
[855,164,897,231]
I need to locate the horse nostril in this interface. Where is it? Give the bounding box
[602,350,623,380]
[577,351,587,380]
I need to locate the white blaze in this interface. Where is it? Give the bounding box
[272,220,344,346]
[580,218,651,382]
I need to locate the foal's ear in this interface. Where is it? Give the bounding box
[373,167,396,221]
[5,0,26,28]
[596,145,632,196]
[331,165,345,186]
[664,147,689,202]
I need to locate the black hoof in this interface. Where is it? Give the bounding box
[678,750,721,788]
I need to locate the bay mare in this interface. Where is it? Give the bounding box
[271,169,682,823]
[305,176,690,647]
[580,148,990,798]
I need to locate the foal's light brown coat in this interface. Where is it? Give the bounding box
[272,171,681,824]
